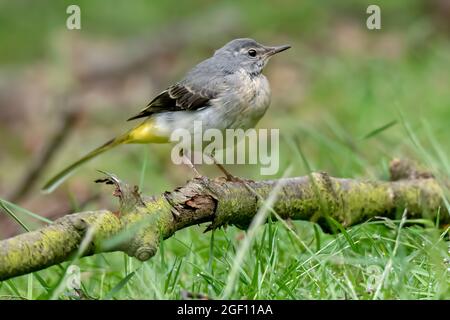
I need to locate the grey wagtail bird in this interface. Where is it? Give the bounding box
[42,38,290,193]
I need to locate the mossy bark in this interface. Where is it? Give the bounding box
[0,164,448,281]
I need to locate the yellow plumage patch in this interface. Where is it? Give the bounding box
[128,119,170,144]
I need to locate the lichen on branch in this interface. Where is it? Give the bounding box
[0,159,448,281]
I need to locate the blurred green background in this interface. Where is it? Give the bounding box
[0,0,449,299]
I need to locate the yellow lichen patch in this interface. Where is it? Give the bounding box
[338,181,394,226]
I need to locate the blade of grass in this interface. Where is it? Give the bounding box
[164,257,178,293]
[123,253,129,276]
[313,224,322,252]
[0,201,30,232]
[373,209,408,300]
[221,166,292,299]
[422,120,449,174]
[0,201,51,294]
[27,274,33,300]
[0,198,52,224]
[6,279,21,297]
[139,147,149,191]
[103,271,136,300]
[361,120,397,140]
[285,134,340,234]
[169,258,183,294]
[33,273,50,292]
[48,225,97,299]
[327,216,357,252]
[208,230,215,275]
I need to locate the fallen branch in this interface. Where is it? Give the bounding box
[0,160,448,281]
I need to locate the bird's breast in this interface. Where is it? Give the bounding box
[150,71,271,138]
[231,71,271,129]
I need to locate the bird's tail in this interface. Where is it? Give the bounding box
[42,133,130,193]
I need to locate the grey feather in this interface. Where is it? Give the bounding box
[127,38,290,121]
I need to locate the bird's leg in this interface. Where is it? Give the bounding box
[204,153,241,182]
[180,149,202,178]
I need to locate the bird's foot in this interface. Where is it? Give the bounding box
[214,163,253,184]
[223,172,244,183]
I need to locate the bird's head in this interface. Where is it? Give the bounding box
[214,38,290,76]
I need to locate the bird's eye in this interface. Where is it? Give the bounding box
[247,49,257,57]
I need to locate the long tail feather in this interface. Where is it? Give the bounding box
[42,135,129,193]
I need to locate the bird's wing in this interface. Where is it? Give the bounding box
[127,83,217,121]
[128,56,229,121]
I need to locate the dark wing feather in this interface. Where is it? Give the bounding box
[127,83,215,121]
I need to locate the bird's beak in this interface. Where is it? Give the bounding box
[266,44,291,56]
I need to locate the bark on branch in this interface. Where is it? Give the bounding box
[0,160,448,281]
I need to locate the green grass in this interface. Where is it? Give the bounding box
[1,104,449,299]
[1,215,448,299]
